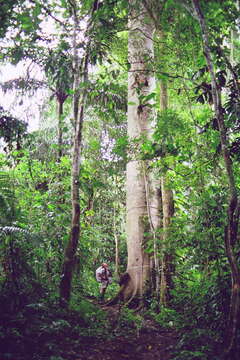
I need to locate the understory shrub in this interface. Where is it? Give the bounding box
[170,272,235,360]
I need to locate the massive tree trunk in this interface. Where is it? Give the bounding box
[192,0,240,356]
[59,7,89,306]
[121,0,156,305]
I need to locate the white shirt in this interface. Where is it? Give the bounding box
[96,266,112,283]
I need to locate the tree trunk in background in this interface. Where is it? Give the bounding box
[113,192,120,279]
[56,92,68,162]
[122,0,156,305]
[59,7,89,306]
[230,0,240,66]
[58,100,63,161]
[159,73,175,306]
[160,176,174,305]
[144,166,162,301]
[192,0,240,356]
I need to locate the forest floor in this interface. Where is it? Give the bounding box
[69,300,178,360]
[1,295,179,360]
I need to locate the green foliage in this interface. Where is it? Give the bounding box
[88,66,127,124]
[44,43,73,97]
[114,307,144,335]
[0,171,15,223]
[1,1,240,359]
[70,298,107,333]
[0,0,23,37]
[87,0,127,65]
[152,306,183,330]
[0,294,107,360]
[169,269,232,359]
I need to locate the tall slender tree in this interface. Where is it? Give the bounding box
[159,77,175,306]
[59,0,89,306]
[192,0,240,356]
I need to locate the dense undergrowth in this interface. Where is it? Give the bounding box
[0,286,108,360]
[0,222,239,360]
[1,270,239,360]
[147,276,240,360]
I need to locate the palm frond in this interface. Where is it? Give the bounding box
[0,78,47,95]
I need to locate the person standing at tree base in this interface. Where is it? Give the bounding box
[96,263,112,303]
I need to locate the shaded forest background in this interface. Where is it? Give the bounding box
[0,0,240,359]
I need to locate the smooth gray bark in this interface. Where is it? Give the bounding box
[124,0,156,304]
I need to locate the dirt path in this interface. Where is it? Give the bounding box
[72,302,178,360]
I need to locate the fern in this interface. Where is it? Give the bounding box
[0,226,30,236]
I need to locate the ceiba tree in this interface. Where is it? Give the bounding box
[115,0,175,307]
[120,0,158,305]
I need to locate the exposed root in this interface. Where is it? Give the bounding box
[124,270,139,308]
[106,271,143,310]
